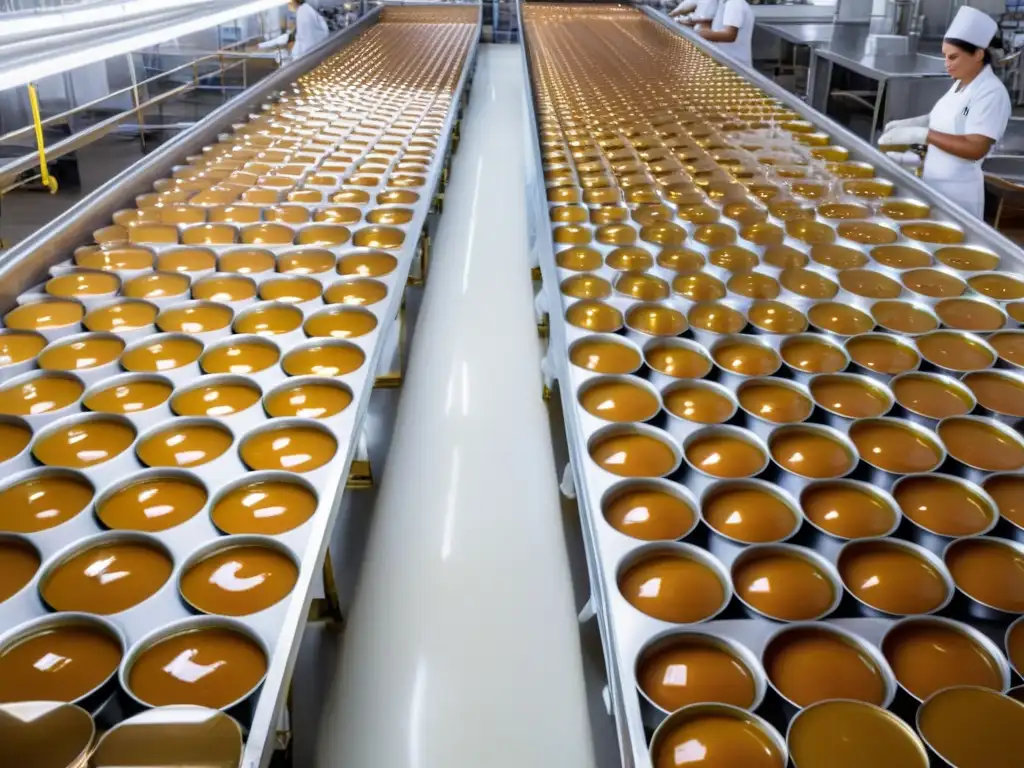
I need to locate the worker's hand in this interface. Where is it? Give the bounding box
[670,0,698,15]
[885,150,923,168]
[882,114,929,133]
[258,32,290,49]
[878,126,928,147]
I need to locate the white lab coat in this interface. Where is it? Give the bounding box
[292,3,330,60]
[923,65,1011,218]
[708,0,753,66]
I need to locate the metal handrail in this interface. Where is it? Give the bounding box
[0,33,263,146]
[0,56,253,192]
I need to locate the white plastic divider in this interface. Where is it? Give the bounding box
[314,44,597,768]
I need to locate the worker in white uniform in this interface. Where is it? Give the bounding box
[669,0,719,28]
[877,6,1011,218]
[695,0,754,67]
[259,0,330,61]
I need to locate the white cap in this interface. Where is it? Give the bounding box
[945,6,998,48]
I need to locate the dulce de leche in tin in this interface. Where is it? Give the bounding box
[917,686,1024,768]
[703,484,797,543]
[652,707,784,768]
[0,620,122,703]
[764,626,888,707]
[800,482,896,539]
[618,549,726,623]
[733,548,835,621]
[883,619,1005,701]
[603,484,695,541]
[211,480,317,536]
[127,625,266,709]
[180,544,298,616]
[42,538,172,614]
[638,635,757,711]
[788,700,928,768]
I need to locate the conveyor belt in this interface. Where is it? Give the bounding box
[522,4,1024,768]
[0,7,478,768]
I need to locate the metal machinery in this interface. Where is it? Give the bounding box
[523,3,1024,767]
[0,1,294,202]
[2,1,1024,767]
[0,5,479,766]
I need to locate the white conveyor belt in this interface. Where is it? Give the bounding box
[315,45,597,768]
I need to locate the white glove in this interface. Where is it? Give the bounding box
[670,0,697,14]
[878,126,928,147]
[885,151,922,168]
[882,114,929,133]
[258,32,290,49]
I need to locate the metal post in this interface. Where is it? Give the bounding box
[26,84,57,194]
[125,53,146,152]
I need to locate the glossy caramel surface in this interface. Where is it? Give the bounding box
[703,486,795,543]
[0,474,93,533]
[619,552,725,623]
[894,476,992,536]
[946,538,1024,612]
[839,541,948,615]
[97,477,207,532]
[770,429,854,479]
[180,545,298,616]
[686,434,766,478]
[764,627,887,707]
[652,713,784,768]
[604,487,695,540]
[42,540,172,614]
[849,422,941,473]
[591,432,677,477]
[639,638,756,710]
[938,419,1024,472]
[580,380,660,422]
[734,550,834,620]
[789,700,927,768]
[892,374,973,419]
[918,687,1024,768]
[0,623,122,703]
[128,627,266,709]
[883,621,1003,700]
[810,377,889,418]
[0,539,40,605]
[211,481,317,535]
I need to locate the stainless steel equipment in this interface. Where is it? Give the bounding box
[0,9,480,768]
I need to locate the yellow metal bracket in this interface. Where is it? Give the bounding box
[27,84,58,195]
[375,292,406,389]
[307,550,344,624]
[347,459,374,489]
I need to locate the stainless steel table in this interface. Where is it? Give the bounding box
[755,21,843,97]
[807,25,950,140]
[758,21,840,47]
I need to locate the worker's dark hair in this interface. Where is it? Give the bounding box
[944,37,993,65]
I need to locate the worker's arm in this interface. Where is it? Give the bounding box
[928,88,1010,161]
[698,24,738,42]
[926,131,995,162]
